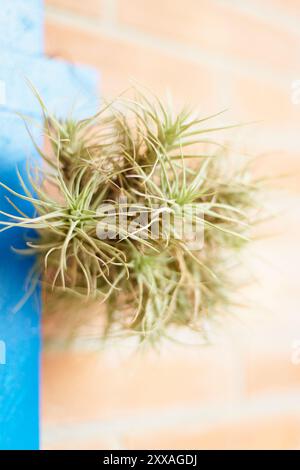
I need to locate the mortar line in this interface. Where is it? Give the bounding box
[101,0,118,27]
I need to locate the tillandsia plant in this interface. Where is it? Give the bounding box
[0,85,262,344]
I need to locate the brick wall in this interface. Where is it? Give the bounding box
[42,0,300,450]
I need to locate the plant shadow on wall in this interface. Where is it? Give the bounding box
[0,83,265,347]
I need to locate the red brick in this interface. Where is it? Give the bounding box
[231,76,299,124]
[45,18,215,108]
[246,356,300,396]
[42,344,238,425]
[118,0,300,76]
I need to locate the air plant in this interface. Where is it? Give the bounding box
[0,86,262,344]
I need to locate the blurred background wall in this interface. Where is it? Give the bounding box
[42,0,300,449]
